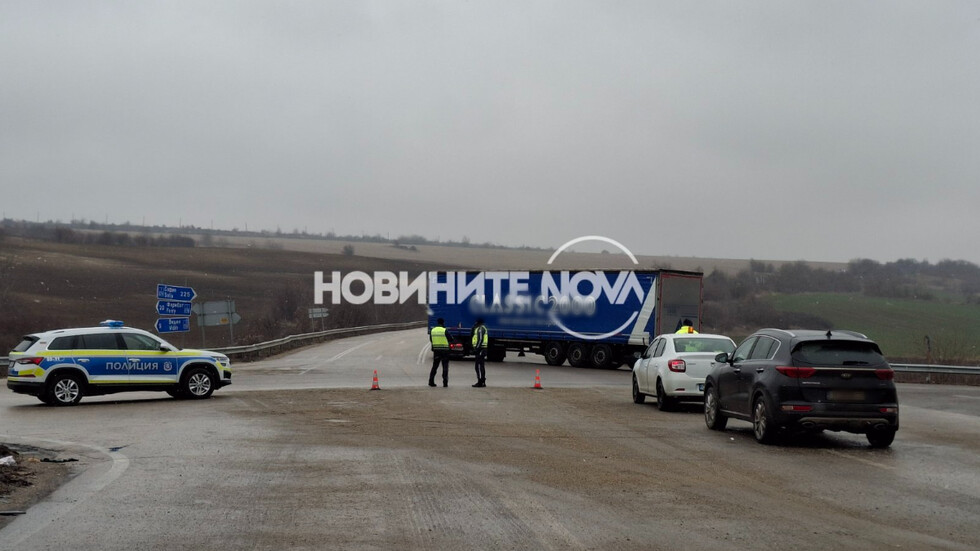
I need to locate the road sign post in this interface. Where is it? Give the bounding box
[155,283,196,336]
[193,300,240,344]
[308,307,329,331]
[157,284,197,302]
[156,301,194,316]
[155,317,190,333]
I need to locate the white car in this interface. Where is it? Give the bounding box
[632,333,735,411]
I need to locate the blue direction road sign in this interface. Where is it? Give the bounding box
[157,300,193,316]
[157,284,197,302]
[156,317,190,333]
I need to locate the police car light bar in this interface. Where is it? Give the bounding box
[99,320,125,327]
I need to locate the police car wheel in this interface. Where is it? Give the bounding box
[48,373,84,406]
[183,367,215,399]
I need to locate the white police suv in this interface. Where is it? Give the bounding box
[6,321,232,406]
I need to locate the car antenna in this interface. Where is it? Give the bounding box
[826,330,832,339]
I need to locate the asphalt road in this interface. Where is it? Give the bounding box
[2,329,979,550]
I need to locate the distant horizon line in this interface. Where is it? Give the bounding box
[2,216,976,269]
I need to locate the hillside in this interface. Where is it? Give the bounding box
[1,235,977,364]
[0,238,443,350]
[770,293,980,363]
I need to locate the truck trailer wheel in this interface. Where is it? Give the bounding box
[567,344,590,368]
[487,348,506,362]
[590,344,613,369]
[544,342,566,366]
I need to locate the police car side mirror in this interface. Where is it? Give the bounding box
[160,344,176,352]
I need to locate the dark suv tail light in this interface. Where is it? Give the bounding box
[667,359,686,372]
[875,368,895,380]
[775,366,816,379]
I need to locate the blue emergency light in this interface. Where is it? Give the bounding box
[99,320,125,328]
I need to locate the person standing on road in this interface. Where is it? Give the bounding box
[429,318,451,387]
[675,319,699,334]
[471,318,488,387]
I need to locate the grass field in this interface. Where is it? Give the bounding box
[769,293,980,363]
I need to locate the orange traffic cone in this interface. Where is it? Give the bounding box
[532,369,543,390]
[370,370,381,390]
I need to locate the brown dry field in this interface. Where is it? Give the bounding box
[0,445,72,531]
[0,237,446,350]
[205,233,848,273]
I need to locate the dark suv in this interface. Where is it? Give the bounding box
[703,329,898,447]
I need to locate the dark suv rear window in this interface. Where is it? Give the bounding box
[792,341,885,367]
[12,336,39,353]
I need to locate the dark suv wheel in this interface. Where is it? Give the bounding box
[866,429,896,448]
[752,395,778,444]
[704,386,727,430]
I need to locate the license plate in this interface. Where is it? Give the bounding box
[827,390,866,402]
[697,383,704,392]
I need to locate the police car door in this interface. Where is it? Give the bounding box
[120,333,178,384]
[77,332,129,385]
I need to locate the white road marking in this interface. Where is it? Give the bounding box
[417,343,431,366]
[824,449,895,470]
[953,394,980,400]
[299,340,377,375]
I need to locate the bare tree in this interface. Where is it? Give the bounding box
[0,251,15,311]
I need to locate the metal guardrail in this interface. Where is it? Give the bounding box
[207,320,426,359]
[0,321,427,371]
[890,363,980,376]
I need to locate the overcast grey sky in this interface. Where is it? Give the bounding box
[2,1,978,264]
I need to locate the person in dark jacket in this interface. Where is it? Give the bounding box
[471,318,488,387]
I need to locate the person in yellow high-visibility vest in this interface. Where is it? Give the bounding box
[675,318,699,334]
[471,318,489,388]
[429,318,451,387]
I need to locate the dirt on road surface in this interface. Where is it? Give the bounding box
[214,386,979,551]
[0,445,73,530]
